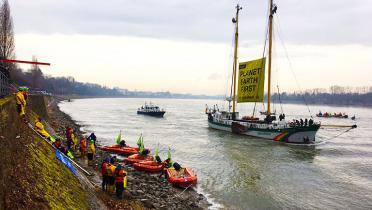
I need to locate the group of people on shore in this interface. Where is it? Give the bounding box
[13,88,186,201]
[101,157,128,199]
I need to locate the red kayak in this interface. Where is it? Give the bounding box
[167,167,197,188]
[133,161,164,173]
[100,144,139,156]
[124,154,154,165]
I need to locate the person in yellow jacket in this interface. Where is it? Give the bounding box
[35,117,53,142]
[106,158,116,194]
[15,87,27,118]
[87,140,96,166]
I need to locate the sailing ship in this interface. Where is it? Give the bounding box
[207,1,320,144]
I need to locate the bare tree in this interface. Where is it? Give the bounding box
[0,0,15,78]
[30,55,43,89]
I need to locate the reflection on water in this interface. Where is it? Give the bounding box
[60,98,372,209]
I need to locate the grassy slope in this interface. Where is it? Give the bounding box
[0,96,89,210]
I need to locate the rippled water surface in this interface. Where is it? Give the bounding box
[59,98,372,209]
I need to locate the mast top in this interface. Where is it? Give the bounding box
[236,4,242,11]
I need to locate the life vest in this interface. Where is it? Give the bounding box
[107,164,116,177]
[80,139,87,149]
[88,143,95,154]
[101,162,108,175]
[15,91,25,105]
[67,150,74,159]
[115,169,126,183]
[54,141,62,149]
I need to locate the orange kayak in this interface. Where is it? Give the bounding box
[133,161,164,173]
[124,154,154,165]
[100,144,139,156]
[167,167,197,188]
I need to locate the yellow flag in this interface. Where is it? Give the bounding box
[237,58,266,103]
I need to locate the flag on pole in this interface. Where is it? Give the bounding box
[116,130,122,144]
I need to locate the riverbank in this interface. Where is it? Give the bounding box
[0,96,91,209]
[47,97,210,209]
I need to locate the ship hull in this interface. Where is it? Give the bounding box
[137,111,165,117]
[208,118,319,144]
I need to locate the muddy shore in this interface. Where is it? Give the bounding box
[47,98,211,210]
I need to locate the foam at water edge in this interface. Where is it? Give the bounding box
[196,185,224,210]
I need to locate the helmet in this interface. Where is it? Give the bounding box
[90,140,94,143]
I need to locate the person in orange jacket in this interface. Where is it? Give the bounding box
[114,165,127,199]
[101,158,110,191]
[80,136,87,157]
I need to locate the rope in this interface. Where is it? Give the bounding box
[171,183,194,199]
[274,16,313,118]
[288,127,355,147]
[322,126,355,142]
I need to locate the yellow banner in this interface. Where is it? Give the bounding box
[237,58,266,103]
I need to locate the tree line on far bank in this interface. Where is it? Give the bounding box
[10,65,122,96]
[272,91,372,107]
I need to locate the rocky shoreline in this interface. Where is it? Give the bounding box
[47,97,211,210]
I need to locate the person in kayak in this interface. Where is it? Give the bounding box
[119,140,126,147]
[172,162,185,178]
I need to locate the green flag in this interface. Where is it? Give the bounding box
[154,143,159,157]
[167,145,172,165]
[139,136,144,154]
[137,134,142,147]
[116,130,121,144]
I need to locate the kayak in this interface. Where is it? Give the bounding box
[100,144,139,156]
[133,161,164,173]
[316,114,348,118]
[167,167,197,188]
[124,154,154,165]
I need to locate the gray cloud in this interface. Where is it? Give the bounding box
[10,0,372,45]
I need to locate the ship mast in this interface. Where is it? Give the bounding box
[267,0,277,115]
[232,4,242,115]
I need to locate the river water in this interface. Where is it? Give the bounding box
[59,98,372,210]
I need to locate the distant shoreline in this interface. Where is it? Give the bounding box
[58,95,372,108]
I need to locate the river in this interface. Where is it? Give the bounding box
[59,98,372,209]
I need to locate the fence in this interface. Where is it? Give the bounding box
[0,69,9,98]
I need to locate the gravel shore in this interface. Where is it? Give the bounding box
[47,98,211,210]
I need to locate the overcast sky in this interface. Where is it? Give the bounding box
[10,0,372,94]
